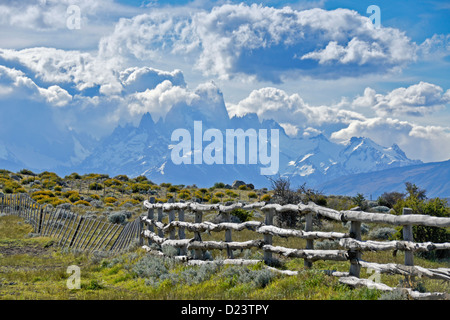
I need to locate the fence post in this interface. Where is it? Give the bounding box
[304,211,313,268]
[224,211,234,259]
[157,206,164,238]
[193,210,203,260]
[263,208,275,264]
[168,198,176,240]
[146,197,155,246]
[402,207,415,285]
[178,207,186,255]
[402,207,414,266]
[349,220,362,277]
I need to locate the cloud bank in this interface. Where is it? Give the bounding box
[98,4,417,82]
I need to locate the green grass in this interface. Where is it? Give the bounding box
[1,214,449,300]
[0,215,376,300]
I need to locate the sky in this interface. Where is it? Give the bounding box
[0,0,449,164]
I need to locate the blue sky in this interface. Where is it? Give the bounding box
[0,0,449,165]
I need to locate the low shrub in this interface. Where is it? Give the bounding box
[368,227,397,240]
[108,210,132,224]
[104,197,118,204]
[230,208,253,222]
[74,200,91,207]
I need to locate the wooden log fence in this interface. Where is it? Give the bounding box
[140,199,450,300]
[1,193,449,299]
[0,193,140,253]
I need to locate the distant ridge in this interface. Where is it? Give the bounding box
[318,159,450,198]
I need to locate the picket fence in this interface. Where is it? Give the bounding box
[140,198,450,300]
[0,193,141,252]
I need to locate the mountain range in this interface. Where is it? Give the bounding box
[0,82,448,198]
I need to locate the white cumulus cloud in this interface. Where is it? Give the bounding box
[97,4,417,82]
[350,82,450,117]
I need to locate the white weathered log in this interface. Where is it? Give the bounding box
[218,202,266,213]
[141,230,166,245]
[266,266,298,276]
[161,238,194,249]
[187,259,261,266]
[406,289,449,300]
[339,276,449,300]
[141,245,190,261]
[263,245,349,261]
[163,220,263,234]
[187,239,264,251]
[141,217,165,231]
[342,210,450,227]
[145,200,450,227]
[340,238,450,252]
[324,270,350,277]
[257,225,348,240]
[189,203,221,212]
[298,202,344,221]
[141,245,165,256]
[242,202,266,210]
[358,261,450,281]
[339,276,394,291]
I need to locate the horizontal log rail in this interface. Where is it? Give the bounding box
[357,260,450,281]
[144,200,450,227]
[340,238,450,252]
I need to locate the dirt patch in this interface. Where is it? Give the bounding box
[0,243,54,256]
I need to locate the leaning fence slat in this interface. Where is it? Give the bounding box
[95,222,119,251]
[110,223,129,251]
[89,221,109,251]
[72,217,92,249]
[62,214,80,248]
[55,210,72,241]
[82,220,103,250]
[103,224,123,251]
[112,221,132,251]
[69,216,85,248]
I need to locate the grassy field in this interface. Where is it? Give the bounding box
[0,169,449,300]
[1,214,449,300]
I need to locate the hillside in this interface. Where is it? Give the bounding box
[319,159,450,198]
